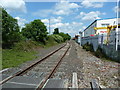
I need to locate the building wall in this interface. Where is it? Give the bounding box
[97,18,117,27]
[96,18,117,35]
[83,18,118,37]
[84,21,97,37]
[81,18,120,61]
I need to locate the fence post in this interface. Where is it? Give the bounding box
[101,34,103,48]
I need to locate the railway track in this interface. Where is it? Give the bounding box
[1,41,103,89]
[1,42,71,89]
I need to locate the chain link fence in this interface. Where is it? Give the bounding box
[81,31,120,61]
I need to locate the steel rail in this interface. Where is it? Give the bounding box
[90,79,101,90]
[36,44,70,90]
[0,43,67,85]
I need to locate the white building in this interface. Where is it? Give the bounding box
[83,18,120,37]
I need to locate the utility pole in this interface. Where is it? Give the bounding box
[49,19,50,35]
[116,0,119,51]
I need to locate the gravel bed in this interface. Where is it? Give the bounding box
[52,40,119,88]
[52,40,83,87]
[76,42,120,88]
[23,43,70,80]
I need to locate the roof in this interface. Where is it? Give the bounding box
[96,17,117,20]
[83,20,97,32]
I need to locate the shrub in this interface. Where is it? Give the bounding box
[94,46,107,58]
[49,34,64,43]
[82,42,94,52]
[13,40,40,51]
[58,32,71,41]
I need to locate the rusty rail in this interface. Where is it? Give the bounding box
[36,44,70,90]
[0,43,67,85]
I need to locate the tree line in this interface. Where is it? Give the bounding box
[2,8,71,49]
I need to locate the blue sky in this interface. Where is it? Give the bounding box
[0,0,119,37]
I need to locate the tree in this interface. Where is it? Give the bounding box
[59,32,71,41]
[49,34,63,43]
[53,28,59,34]
[2,8,21,48]
[66,33,71,40]
[22,19,48,44]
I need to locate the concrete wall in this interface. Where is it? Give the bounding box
[84,21,97,37]
[102,45,120,61]
[81,36,99,51]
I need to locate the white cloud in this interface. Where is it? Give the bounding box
[41,17,83,36]
[41,19,49,24]
[41,16,63,33]
[53,0,80,15]
[53,10,68,15]
[50,21,83,36]
[113,6,120,13]
[77,11,106,21]
[0,0,27,13]
[15,17,28,28]
[41,16,62,25]
[51,16,63,23]
[81,0,103,8]
[33,0,80,17]
[32,9,52,17]
[51,23,65,28]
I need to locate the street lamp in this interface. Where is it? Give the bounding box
[116,0,120,51]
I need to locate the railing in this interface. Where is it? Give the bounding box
[81,32,120,51]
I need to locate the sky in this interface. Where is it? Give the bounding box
[0,0,119,37]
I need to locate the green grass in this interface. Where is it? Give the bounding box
[2,39,65,69]
[44,41,59,48]
[2,49,37,69]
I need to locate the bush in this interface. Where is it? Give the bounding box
[94,46,107,58]
[82,42,94,52]
[49,34,64,43]
[13,40,40,51]
[58,32,71,41]
[45,35,58,47]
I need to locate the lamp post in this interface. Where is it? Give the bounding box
[116,0,120,51]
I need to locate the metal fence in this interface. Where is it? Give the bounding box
[81,32,120,51]
[81,32,120,61]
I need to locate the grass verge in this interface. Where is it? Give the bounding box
[2,49,37,69]
[2,40,63,69]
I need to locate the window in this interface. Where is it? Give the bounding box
[101,24,109,27]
